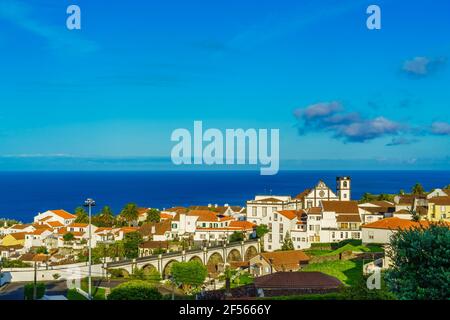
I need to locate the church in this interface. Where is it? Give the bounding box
[294,177,351,209]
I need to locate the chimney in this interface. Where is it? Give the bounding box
[151,226,156,234]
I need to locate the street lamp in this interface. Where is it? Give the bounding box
[84,198,96,300]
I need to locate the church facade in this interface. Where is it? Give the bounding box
[295,177,351,209]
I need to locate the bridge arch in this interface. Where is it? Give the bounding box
[162,259,178,279]
[206,252,224,275]
[244,245,258,261]
[188,255,203,263]
[227,249,242,262]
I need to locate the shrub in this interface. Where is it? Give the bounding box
[107,280,162,300]
[24,283,46,300]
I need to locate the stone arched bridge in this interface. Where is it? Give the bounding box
[107,239,260,278]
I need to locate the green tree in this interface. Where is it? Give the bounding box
[281,232,294,251]
[229,231,244,242]
[256,224,270,251]
[35,246,48,254]
[360,192,375,203]
[63,232,75,242]
[107,280,162,300]
[94,206,115,227]
[171,260,207,294]
[123,231,143,259]
[411,183,425,195]
[256,224,269,238]
[24,283,46,300]
[120,203,139,226]
[145,208,161,223]
[386,223,450,300]
[74,207,88,223]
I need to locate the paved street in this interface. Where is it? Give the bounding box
[0,281,68,300]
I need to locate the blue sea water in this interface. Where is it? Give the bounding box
[0,170,449,222]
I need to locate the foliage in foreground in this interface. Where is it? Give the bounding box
[107,280,162,300]
[24,282,45,300]
[386,224,450,300]
[171,260,208,294]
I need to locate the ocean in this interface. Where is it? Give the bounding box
[1,170,449,222]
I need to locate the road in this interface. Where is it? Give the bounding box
[0,281,68,300]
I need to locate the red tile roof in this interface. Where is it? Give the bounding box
[254,272,342,289]
[322,201,359,214]
[362,217,448,230]
[50,210,76,220]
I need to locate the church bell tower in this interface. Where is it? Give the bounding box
[337,176,351,201]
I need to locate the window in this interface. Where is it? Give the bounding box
[368,231,374,240]
[307,201,313,208]
[340,232,344,238]
[279,224,283,233]
[268,233,272,242]
[210,234,215,239]
[332,232,335,239]
[252,207,257,217]
[309,225,314,231]
[274,213,278,221]
[268,223,272,229]
[343,181,348,188]
[279,235,283,243]
[272,207,277,213]
[262,207,267,217]
[200,234,206,239]
[343,193,347,199]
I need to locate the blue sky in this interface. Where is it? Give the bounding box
[0,0,449,170]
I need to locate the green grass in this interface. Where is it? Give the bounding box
[231,273,254,288]
[306,243,384,257]
[301,259,363,286]
[80,278,106,300]
[66,289,88,300]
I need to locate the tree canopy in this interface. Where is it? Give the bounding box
[386,223,450,300]
[63,232,75,242]
[171,260,208,294]
[281,232,294,251]
[123,231,143,259]
[93,206,116,227]
[107,280,162,300]
[145,208,161,223]
[411,183,425,195]
[74,207,89,223]
[120,203,139,226]
[229,231,244,242]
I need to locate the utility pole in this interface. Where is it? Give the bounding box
[33,261,37,300]
[84,198,96,300]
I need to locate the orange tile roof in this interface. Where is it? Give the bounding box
[67,223,88,228]
[428,196,450,205]
[259,250,310,271]
[160,213,173,219]
[228,220,256,230]
[31,228,52,235]
[322,201,359,214]
[8,232,27,240]
[278,210,301,220]
[46,221,64,228]
[9,224,32,230]
[50,210,76,219]
[362,217,448,230]
[306,207,322,214]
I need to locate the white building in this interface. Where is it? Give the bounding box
[34,210,76,227]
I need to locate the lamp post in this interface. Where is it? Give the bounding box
[84,198,96,300]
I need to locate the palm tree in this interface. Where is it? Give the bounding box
[74,206,88,223]
[120,203,139,226]
[412,183,425,195]
[98,206,115,227]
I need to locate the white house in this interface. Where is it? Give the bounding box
[319,201,362,243]
[34,210,76,227]
[362,217,432,244]
[24,228,53,249]
[246,196,300,226]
